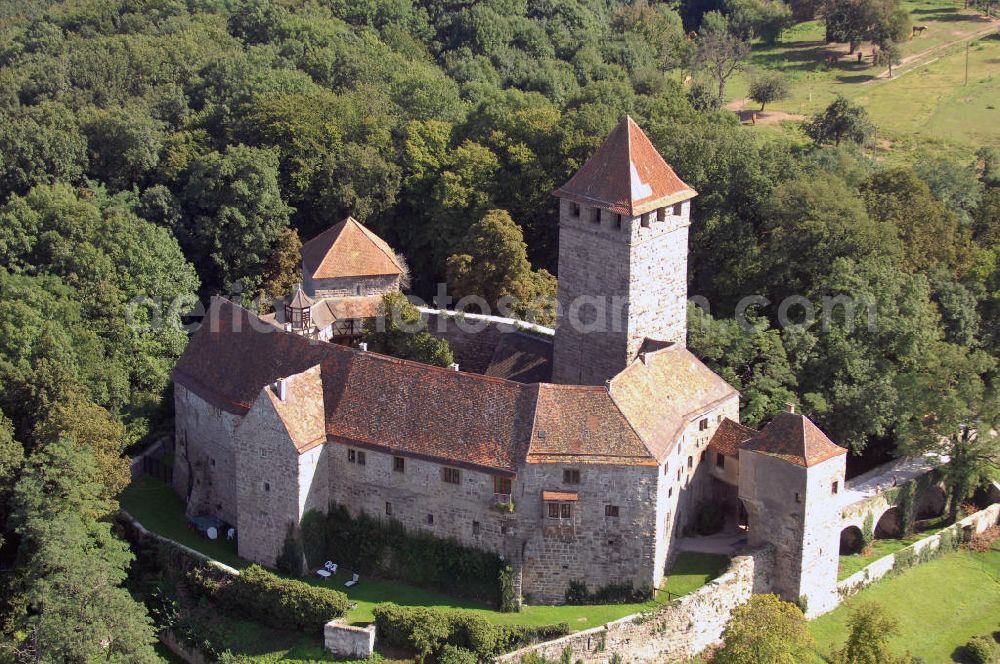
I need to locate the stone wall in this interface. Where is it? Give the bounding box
[304,273,399,300]
[324,620,375,659]
[551,198,690,386]
[838,502,1000,599]
[173,383,242,525]
[423,311,506,374]
[498,548,773,664]
[234,388,305,568]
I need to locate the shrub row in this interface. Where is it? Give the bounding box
[300,504,505,604]
[564,579,651,605]
[188,564,350,634]
[371,603,569,659]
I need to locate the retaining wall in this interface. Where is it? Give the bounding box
[498,547,773,664]
[837,502,1000,599]
[324,620,376,659]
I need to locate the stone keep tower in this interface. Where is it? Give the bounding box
[738,406,848,617]
[551,116,698,386]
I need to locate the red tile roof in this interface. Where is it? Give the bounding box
[708,418,757,457]
[541,491,578,502]
[553,116,697,216]
[301,217,403,280]
[175,301,734,473]
[609,345,738,462]
[527,384,653,465]
[484,332,553,384]
[742,410,847,467]
[265,365,327,453]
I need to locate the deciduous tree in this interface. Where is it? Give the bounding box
[712,594,813,664]
[363,292,454,368]
[805,95,875,147]
[694,12,751,102]
[748,72,790,111]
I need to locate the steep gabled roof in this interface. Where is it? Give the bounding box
[553,116,697,216]
[608,345,738,461]
[301,217,403,280]
[708,418,757,457]
[742,409,847,467]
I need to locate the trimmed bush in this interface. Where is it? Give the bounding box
[190,564,350,634]
[371,603,569,659]
[438,645,478,664]
[965,636,998,664]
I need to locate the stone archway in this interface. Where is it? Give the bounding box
[840,525,864,554]
[875,506,902,539]
[916,485,947,520]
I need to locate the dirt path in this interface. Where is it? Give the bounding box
[725,102,806,125]
[871,18,999,80]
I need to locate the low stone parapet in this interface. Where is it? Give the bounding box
[324,620,376,659]
[838,502,1000,599]
[498,548,773,663]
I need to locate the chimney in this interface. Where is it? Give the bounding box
[275,379,287,401]
[449,363,460,371]
[785,403,796,414]
[358,342,368,352]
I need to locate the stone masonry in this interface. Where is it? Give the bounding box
[551,199,691,386]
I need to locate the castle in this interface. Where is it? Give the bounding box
[171,116,849,614]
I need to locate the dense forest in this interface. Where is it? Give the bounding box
[0,0,998,660]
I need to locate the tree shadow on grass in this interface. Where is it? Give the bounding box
[836,73,878,83]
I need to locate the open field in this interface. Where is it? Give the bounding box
[726,0,1000,159]
[811,540,1000,662]
[121,476,728,631]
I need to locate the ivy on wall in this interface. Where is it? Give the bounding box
[300,503,506,605]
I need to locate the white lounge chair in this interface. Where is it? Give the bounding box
[345,573,359,587]
[226,527,236,540]
[324,561,338,574]
[316,568,332,579]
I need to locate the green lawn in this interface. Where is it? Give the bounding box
[838,517,949,580]
[811,541,1000,662]
[725,0,1000,159]
[121,476,729,632]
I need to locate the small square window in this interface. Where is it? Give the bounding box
[494,476,512,495]
[614,213,622,229]
[357,451,366,465]
[259,448,268,458]
[687,455,693,469]
[347,449,356,463]
[605,505,619,517]
[641,213,650,228]
[393,456,405,473]
[473,521,481,535]
[699,418,708,431]
[385,502,393,516]
[657,207,666,222]
[663,462,669,475]
[832,481,839,495]
[563,469,581,484]
[443,467,461,484]
[560,503,572,519]
[547,502,560,518]
[263,482,270,492]
[427,514,434,525]
[673,203,682,215]
[716,453,725,469]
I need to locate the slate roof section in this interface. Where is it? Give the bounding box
[742,410,847,467]
[527,384,653,465]
[553,116,697,216]
[301,217,403,280]
[484,332,553,384]
[708,418,757,457]
[609,345,739,462]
